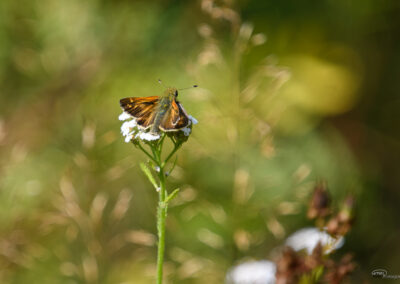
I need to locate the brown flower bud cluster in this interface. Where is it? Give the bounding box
[276,244,356,284]
[275,181,357,284]
[307,182,355,237]
[324,254,357,284]
[276,243,323,284]
[326,196,355,236]
[307,181,331,220]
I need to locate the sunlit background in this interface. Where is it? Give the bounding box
[0,0,399,283]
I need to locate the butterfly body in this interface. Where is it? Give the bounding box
[150,95,173,133]
[120,87,190,134]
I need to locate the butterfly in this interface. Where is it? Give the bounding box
[120,86,196,134]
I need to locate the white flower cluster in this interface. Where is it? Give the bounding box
[285,227,344,254]
[119,111,198,143]
[225,227,344,284]
[226,260,276,284]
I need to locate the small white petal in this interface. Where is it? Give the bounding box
[119,112,132,121]
[124,134,133,143]
[126,119,137,128]
[189,115,198,125]
[285,227,344,254]
[121,122,131,136]
[226,260,276,284]
[181,127,191,136]
[139,132,160,141]
[155,166,160,173]
[121,120,138,136]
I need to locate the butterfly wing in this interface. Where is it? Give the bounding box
[159,100,189,131]
[120,96,159,129]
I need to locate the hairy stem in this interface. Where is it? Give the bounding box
[153,141,168,284]
[138,137,178,284]
[156,165,167,284]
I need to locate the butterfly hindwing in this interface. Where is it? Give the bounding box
[159,100,181,131]
[175,101,190,129]
[120,96,159,129]
[160,100,189,131]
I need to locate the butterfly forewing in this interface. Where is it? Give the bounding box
[120,96,159,129]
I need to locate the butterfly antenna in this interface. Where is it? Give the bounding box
[178,85,198,91]
[158,79,168,88]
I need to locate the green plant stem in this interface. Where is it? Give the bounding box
[138,136,180,284]
[136,142,157,164]
[162,143,180,167]
[156,165,167,284]
[154,140,169,284]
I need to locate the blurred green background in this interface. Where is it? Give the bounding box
[0,0,399,283]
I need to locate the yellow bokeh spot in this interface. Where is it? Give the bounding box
[280,55,361,115]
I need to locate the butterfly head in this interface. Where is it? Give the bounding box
[164,87,179,100]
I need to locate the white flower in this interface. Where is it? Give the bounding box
[119,111,197,142]
[119,112,131,121]
[189,115,198,125]
[119,111,159,143]
[285,227,344,255]
[226,260,276,284]
[137,132,160,141]
[121,120,137,136]
[125,133,134,143]
[181,126,192,136]
[180,115,198,137]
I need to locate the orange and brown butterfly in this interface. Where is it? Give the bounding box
[119,84,197,135]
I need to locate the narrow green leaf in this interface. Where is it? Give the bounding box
[140,162,159,190]
[166,188,180,203]
[313,265,324,282]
